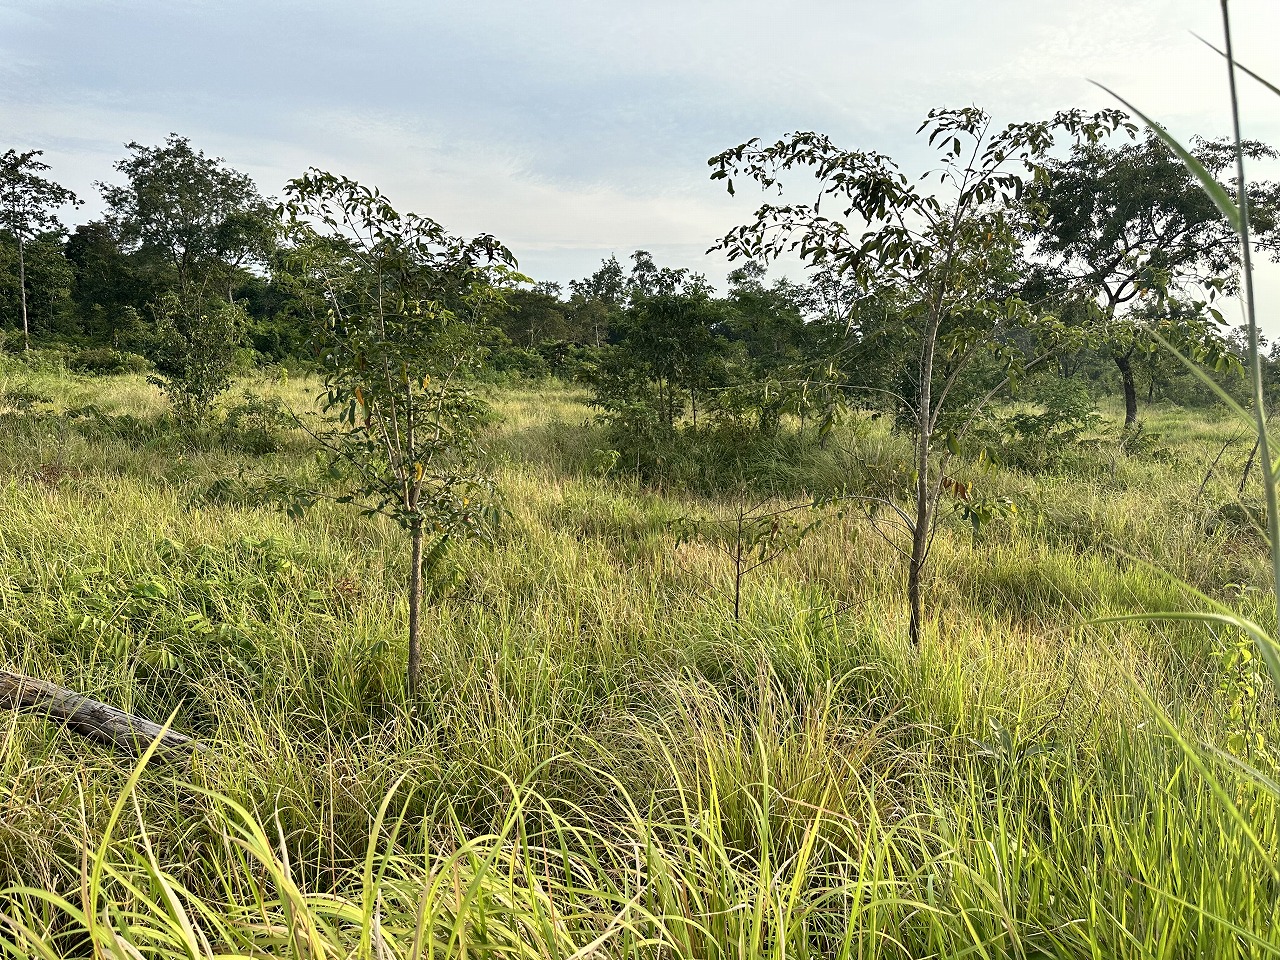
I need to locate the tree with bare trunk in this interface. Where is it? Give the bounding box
[0,149,79,351]
[1025,129,1279,429]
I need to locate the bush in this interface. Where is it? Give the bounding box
[68,347,151,376]
[486,344,550,381]
[145,293,247,422]
[598,415,869,497]
[220,390,293,454]
[0,385,53,413]
[984,377,1104,472]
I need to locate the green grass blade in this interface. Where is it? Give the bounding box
[1192,33,1280,98]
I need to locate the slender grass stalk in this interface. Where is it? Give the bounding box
[1219,0,1280,634]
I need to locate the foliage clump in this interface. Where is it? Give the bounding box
[144,292,248,422]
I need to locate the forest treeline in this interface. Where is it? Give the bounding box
[2,120,1279,449]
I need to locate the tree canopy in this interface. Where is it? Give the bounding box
[98,134,273,299]
[1025,129,1280,424]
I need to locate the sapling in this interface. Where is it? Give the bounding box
[281,171,516,699]
[145,291,246,422]
[710,107,1130,644]
[673,496,822,622]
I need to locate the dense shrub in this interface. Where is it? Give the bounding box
[219,390,293,454]
[981,377,1104,472]
[67,346,151,375]
[144,293,247,422]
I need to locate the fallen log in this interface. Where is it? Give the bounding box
[0,668,206,757]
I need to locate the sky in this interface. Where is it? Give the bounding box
[2,0,1278,325]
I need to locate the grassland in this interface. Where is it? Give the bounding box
[0,356,1277,958]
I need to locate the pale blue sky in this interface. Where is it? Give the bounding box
[2,0,1278,321]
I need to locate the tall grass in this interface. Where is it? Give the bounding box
[1,358,1276,957]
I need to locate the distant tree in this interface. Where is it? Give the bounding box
[98,136,274,410]
[567,255,627,347]
[231,271,310,363]
[1026,129,1279,427]
[498,281,572,348]
[281,171,516,700]
[627,249,709,299]
[0,149,80,350]
[585,251,730,446]
[721,264,811,433]
[604,288,728,429]
[711,107,1130,645]
[98,134,273,301]
[0,231,75,341]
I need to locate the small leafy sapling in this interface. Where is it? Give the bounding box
[948,485,1017,543]
[145,291,247,422]
[280,170,516,699]
[673,496,822,622]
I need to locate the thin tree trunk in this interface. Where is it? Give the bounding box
[1116,354,1138,429]
[908,478,931,648]
[733,510,744,623]
[1241,434,1262,493]
[1196,436,1237,501]
[909,310,941,648]
[407,520,424,700]
[17,233,29,351]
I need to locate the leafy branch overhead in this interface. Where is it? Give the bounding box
[708,108,1133,282]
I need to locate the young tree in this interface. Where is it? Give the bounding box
[585,253,729,446]
[710,107,1130,645]
[0,231,75,340]
[281,171,516,699]
[1025,130,1280,427]
[0,150,79,350]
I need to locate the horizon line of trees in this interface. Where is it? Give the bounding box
[2,123,1278,433]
